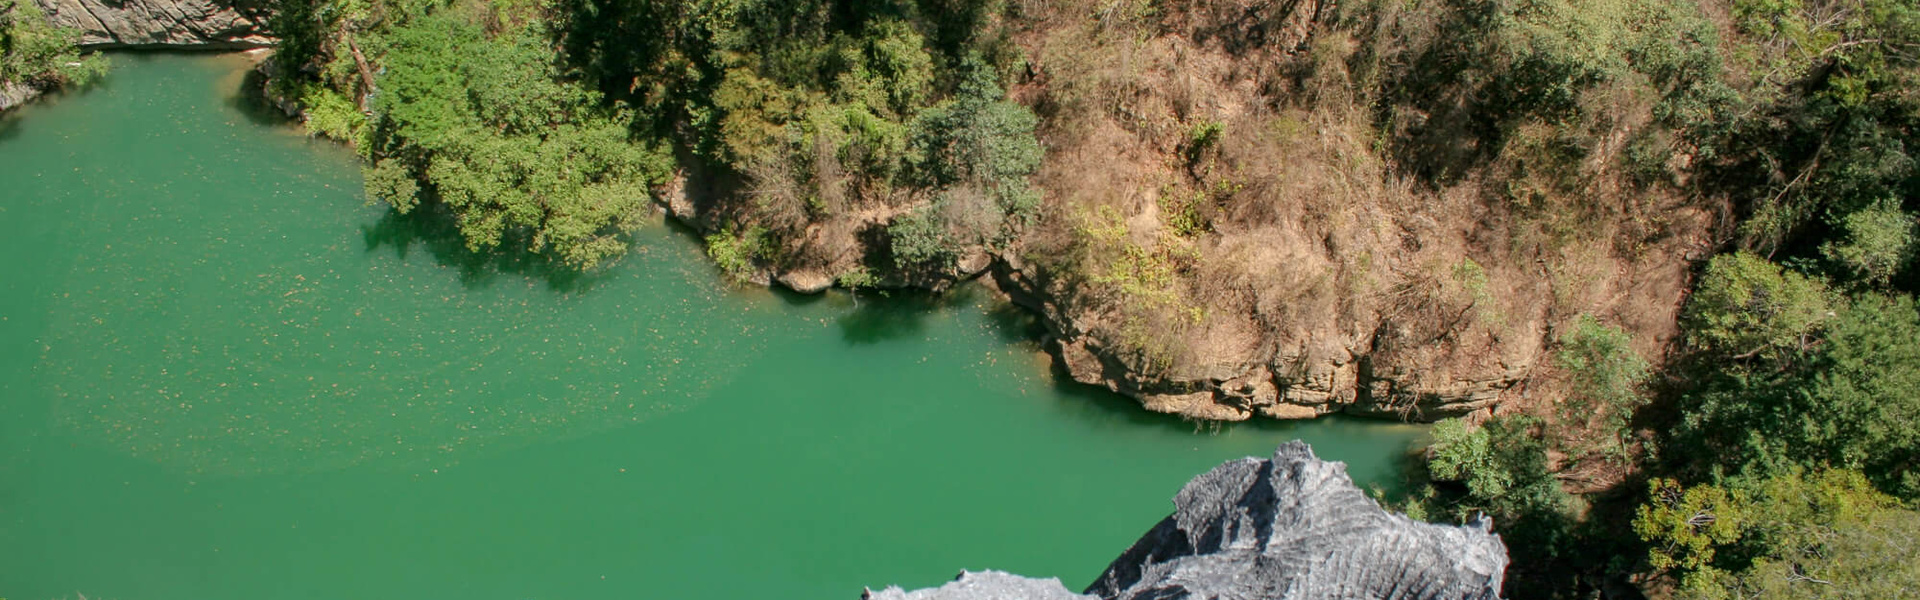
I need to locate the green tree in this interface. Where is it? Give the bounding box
[363,15,669,270]
[1802,293,1920,497]
[1682,252,1830,359]
[1424,415,1571,522]
[1637,469,1919,600]
[1822,198,1917,287]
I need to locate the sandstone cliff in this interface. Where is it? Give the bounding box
[868,441,1509,600]
[31,0,267,47]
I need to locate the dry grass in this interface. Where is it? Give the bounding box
[1004,0,1717,418]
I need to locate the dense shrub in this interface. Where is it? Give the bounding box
[0,0,107,90]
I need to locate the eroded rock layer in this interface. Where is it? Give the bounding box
[31,0,268,47]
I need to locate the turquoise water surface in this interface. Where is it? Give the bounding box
[0,53,1425,600]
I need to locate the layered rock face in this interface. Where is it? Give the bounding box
[870,442,1508,600]
[31,0,268,47]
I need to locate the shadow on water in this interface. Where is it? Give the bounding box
[360,206,611,293]
[834,284,1002,345]
[0,111,21,143]
[837,289,939,344]
[225,64,296,128]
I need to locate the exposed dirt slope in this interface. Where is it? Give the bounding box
[987,0,1716,421]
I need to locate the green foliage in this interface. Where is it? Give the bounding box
[1428,418,1510,501]
[1710,0,1920,260]
[363,15,670,270]
[1636,469,1920,599]
[0,0,108,90]
[552,0,1036,275]
[1183,120,1223,166]
[1361,0,1730,179]
[887,207,952,269]
[1555,314,1650,449]
[1635,478,1748,575]
[1801,293,1920,497]
[1682,252,1830,359]
[1673,292,1920,500]
[1423,415,1572,523]
[301,85,366,142]
[362,158,420,213]
[1822,198,1916,287]
[908,62,1042,190]
[706,226,769,280]
[835,265,877,289]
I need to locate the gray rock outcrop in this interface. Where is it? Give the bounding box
[864,571,1096,600]
[1088,441,1507,600]
[31,0,268,47]
[1,81,40,112]
[866,441,1508,600]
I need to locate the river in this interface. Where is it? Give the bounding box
[0,53,1425,600]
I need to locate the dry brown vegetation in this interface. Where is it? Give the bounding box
[994,0,1719,423]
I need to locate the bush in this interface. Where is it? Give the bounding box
[0,0,108,89]
[706,226,769,280]
[301,85,366,142]
[888,207,953,269]
[364,15,669,269]
[1555,314,1650,449]
[1822,198,1917,287]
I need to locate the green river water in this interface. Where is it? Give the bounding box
[0,53,1424,600]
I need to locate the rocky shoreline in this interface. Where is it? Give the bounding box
[657,168,1524,425]
[864,441,1509,600]
[11,0,1559,425]
[1,0,266,113]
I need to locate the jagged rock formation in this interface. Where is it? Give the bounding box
[31,0,268,47]
[863,571,1096,600]
[866,442,1508,600]
[1088,441,1507,600]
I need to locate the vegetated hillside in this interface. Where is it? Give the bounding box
[259,0,1920,595]
[269,0,1724,426]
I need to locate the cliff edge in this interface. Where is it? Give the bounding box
[30,0,267,47]
[872,441,1508,600]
